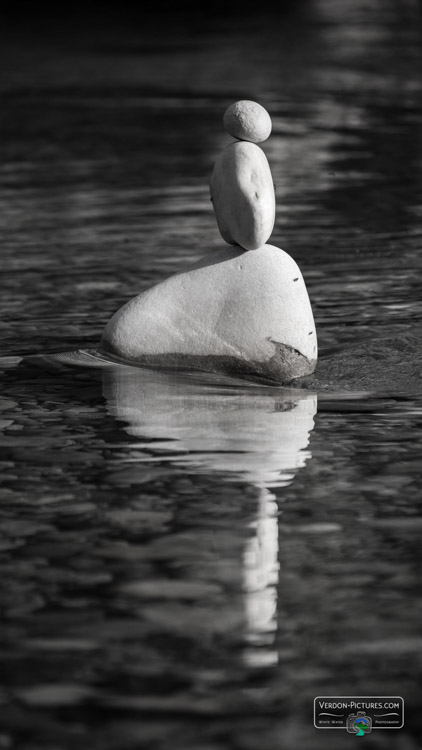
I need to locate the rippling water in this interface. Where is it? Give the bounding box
[1,1,422,748]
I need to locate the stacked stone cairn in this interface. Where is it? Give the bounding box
[101,100,317,383]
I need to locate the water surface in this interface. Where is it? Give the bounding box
[1,1,422,748]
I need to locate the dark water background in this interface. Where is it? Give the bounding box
[1,1,422,748]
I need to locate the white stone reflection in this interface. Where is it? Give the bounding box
[103,365,316,667]
[243,488,280,667]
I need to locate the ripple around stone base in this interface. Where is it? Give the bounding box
[98,343,316,385]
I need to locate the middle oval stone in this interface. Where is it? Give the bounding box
[210,141,275,251]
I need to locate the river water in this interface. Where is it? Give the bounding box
[1,1,422,748]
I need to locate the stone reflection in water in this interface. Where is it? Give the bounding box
[243,489,280,667]
[103,366,316,667]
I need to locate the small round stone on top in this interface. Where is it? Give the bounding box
[223,100,272,143]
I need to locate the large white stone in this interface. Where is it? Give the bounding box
[100,244,317,383]
[223,100,272,143]
[210,141,275,251]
